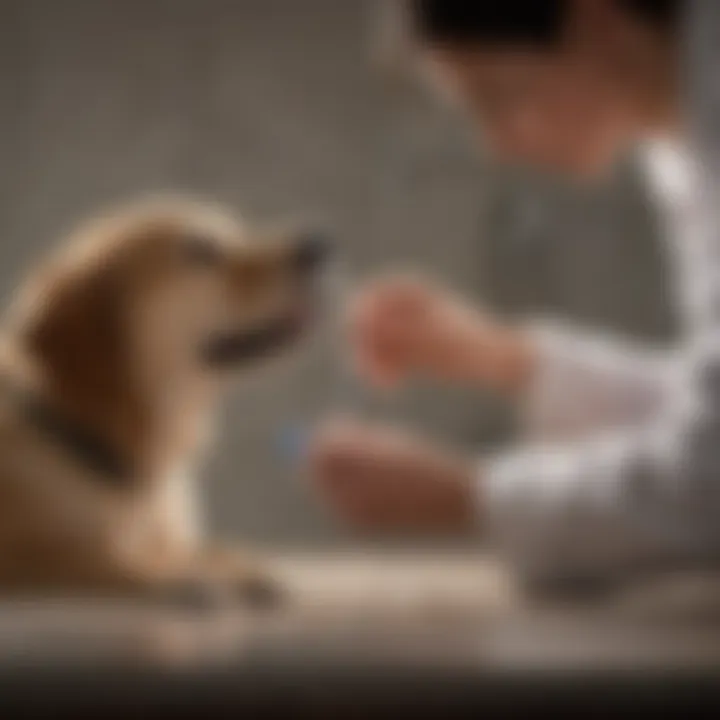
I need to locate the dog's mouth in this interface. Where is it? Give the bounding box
[200,303,312,368]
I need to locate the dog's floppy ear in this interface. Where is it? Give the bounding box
[20,252,144,456]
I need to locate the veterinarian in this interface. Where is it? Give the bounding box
[308,0,720,589]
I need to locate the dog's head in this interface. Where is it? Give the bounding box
[8,197,330,455]
[115,198,330,377]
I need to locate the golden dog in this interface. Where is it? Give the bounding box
[0,196,328,606]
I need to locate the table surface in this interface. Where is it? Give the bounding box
[1,552,720,713]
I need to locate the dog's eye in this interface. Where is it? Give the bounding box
[181,234,223,266]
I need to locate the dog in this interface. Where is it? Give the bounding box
[0,196,329,607]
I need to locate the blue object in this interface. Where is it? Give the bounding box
[276,423,311,464]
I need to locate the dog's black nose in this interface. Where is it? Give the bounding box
[293,232,333,274]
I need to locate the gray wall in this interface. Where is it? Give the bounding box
[0,0,677,544]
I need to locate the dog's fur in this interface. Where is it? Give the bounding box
[0,196,323,605]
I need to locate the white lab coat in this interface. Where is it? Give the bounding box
[483,0,720,586]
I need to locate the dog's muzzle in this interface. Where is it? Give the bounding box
[201,309,309,367]
[201,231,334,367]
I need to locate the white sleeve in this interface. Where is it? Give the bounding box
[482,336,703,586]
[520,319,678,443]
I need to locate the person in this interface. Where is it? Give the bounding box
[306,0,720,591]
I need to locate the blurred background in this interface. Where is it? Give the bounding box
[0,0,679,545]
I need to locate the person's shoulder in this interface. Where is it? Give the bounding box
[636,139,695,209]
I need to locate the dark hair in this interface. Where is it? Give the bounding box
[408,0,681,48]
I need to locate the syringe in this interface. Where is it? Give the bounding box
[276,260,379,464]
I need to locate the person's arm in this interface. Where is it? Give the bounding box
[515,318,679,443]
[351,275,677,443]
[482,338,717,586]
[306,324,713,584]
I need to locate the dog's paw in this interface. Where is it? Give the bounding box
[233,570,289,610]
[152,577,235,614]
